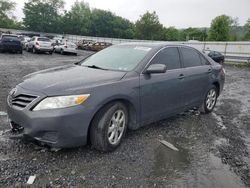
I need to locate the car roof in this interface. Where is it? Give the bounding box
[116,42,191,49]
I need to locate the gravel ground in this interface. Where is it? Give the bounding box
[0,51,250,188]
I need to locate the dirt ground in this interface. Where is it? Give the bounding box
[0,51,249,188]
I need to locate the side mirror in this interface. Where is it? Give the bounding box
[144,64,167,74]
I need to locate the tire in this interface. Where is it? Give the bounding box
[201,86,218,114]
[49,51,53,55]
[32,47,37,54]
[90,102,128,152]
[60,49,64,55]
[19,50,23,54]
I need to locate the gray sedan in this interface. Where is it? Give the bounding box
[7,43,225,151]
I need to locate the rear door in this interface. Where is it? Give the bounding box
[140,47,185,123]
[179,47,212,107]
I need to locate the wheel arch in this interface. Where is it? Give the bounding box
[212,81,220,95]
[87,97,138,144]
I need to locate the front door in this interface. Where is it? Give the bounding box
[139,47,185,124]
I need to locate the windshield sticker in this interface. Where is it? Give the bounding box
[134,46,151,51]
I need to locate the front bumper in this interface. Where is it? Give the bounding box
[6,86,92,148]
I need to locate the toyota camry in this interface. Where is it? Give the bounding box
[7,43,225,151]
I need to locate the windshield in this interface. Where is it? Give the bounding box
[38,38,50,42]
[80,46,151,71]
[2,37,19,42]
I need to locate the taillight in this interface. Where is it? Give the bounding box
[35,42,40,46]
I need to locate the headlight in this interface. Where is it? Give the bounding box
[33,94,90,111]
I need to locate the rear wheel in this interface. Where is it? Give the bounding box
[201,86,218,114]
[60,49,64,55]
[32,47,37,54]
[90,102,128,152]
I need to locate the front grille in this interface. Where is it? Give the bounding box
[9,94,38,109]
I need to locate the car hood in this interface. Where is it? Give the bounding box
[19,65,126,95]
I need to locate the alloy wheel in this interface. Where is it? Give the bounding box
[108,110,126,145]
[206,88,217,110]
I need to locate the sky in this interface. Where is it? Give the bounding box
[14,0,250,28]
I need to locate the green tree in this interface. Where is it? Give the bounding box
[229,17,240,41]
[135,11,164,40]
[0,0,21,29]
[61,0,91,35]
[23,0,64,32]
[208,15,231,41]
[243,18,250,40]
[179,27,207,41]
[164,27,179,41]
[89,9,134,38]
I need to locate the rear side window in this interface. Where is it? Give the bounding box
[181,47,202,67]
[38,38,50,42]
[151,47,181,70]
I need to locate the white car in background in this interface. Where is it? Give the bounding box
[54,40,77,55]
[27,37,53,54]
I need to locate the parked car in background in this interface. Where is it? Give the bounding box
[0,35,22,54]
[7,43,225,152]
[208,51,225,64]
[77,39,95,50]
[90,42,112,51]
[51,35,65,46]
[54,40,77,55]
[20,36,31,49]
[27,37,53,54]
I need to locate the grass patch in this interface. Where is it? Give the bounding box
[224,61,250,68]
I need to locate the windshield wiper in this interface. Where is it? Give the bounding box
[85,65,108,70]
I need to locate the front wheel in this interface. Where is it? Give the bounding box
[201,86,218,114]
[90,102,128,152]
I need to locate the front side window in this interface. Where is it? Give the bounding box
[81,46,151,71]
[200,54,210,65]
[181,47,202,67]
[151,47,181,70]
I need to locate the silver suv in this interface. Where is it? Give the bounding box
[27,37,53,54]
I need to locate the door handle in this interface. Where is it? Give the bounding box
[178,74,185,79]
[207,68,212,73]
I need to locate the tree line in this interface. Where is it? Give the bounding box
[1,0,250,41]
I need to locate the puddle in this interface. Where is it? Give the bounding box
[150,142,246,188]
[200,154,246,188]
[151,143,190,179]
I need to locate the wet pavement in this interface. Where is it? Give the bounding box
[0,51,249,187]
